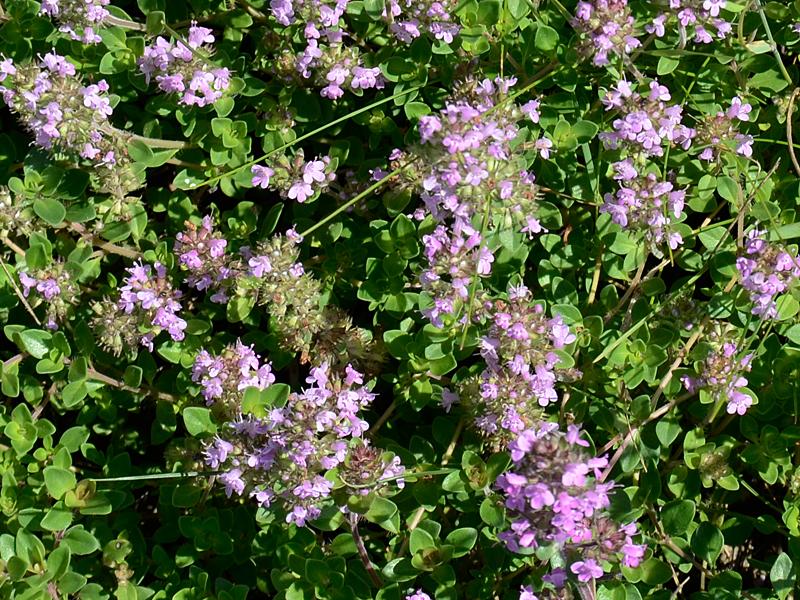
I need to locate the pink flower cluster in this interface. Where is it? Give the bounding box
[18,263,79,330]
[406,77,544,231]
[599,80,694,251]
[385,77,547,328]
[251,152,336,203]
[682,340,754,415]
[694,96,753,161]
[138,23,231,107]
[419,222,493,329]
[736,229,800,319]
[601,169,687,250]
[271,0,385,98]
[452,284,578,439]
[19,271,61,301]
[383,0,460,44]
[600,80,694,158]
[0,51,119,167]
[647,0,731,45]
[174,216,298,304]
[117,261,187,350]
[572,0,640,66]
[192,340,277,411]
[40,0,110,44]
[497,423,646,584]
[201,360,383,526]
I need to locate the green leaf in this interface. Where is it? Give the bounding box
[716,176,739,204]
[771,552,794,600]
[62,381,88,408]
[46,545,71,580]
[746,40,773,55]
[691,522,724,564]
[476,0,500,25]
[410,528,436,555]
[264,383,291,408]
[535,24,559,51]
[33,198,66,226]
[444,528,477,557]
[657,55,680,75]
[183,407,217,437]
[15,329,52,359]
[365,497,398,524]
[404,101,431,119]
[145,10,165,35]
[41,506,74,531]
[58,426,89,452]
[661,500,696,536]
[479,498,504,527]
[44,467,77,500]
[637,557,673,585]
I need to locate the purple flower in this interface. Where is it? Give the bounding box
[441,388,459,412]
[252,165,274,189]
[571,559,604,582]
[518,585,538,600]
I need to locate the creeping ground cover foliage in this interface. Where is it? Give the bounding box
[4,1,800,600]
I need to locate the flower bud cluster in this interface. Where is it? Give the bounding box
[201,361,379,526]
[138,23,231,107]
[682,337,754,415]
[571,0,640,66]
[19,263,79,329]
[693,96,753,161]
[40,0,110,44]
[383,0,460,44]
[270,1,384,98]
[497,424,646,583]
[174,217,303,307]
[646,0,731,45]
[0,187,37,240]
[251,151,337,203]
[736,229,800,319]
[454,284,578,442]
[192,340,277,415]
[601,169,686,250]
[174,218,382,371]
[114,261,187,351]
[232,232,328,357]
[243,235,382,368]
[174,215,235,303]
[0,51,137,196]
[336,439,405,496]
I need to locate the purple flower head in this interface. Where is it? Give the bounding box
[498,424,643,580]
[571,559,604,582]
[251,165,275,189]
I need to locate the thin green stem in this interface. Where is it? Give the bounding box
[752,0,792,84]
[299,165,410,239]
[90,471,220,483]
[107,126,190,149]
[104,14,147,31]
[191,85,425,190]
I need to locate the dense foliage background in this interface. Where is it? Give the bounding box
[2,0,800,598]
